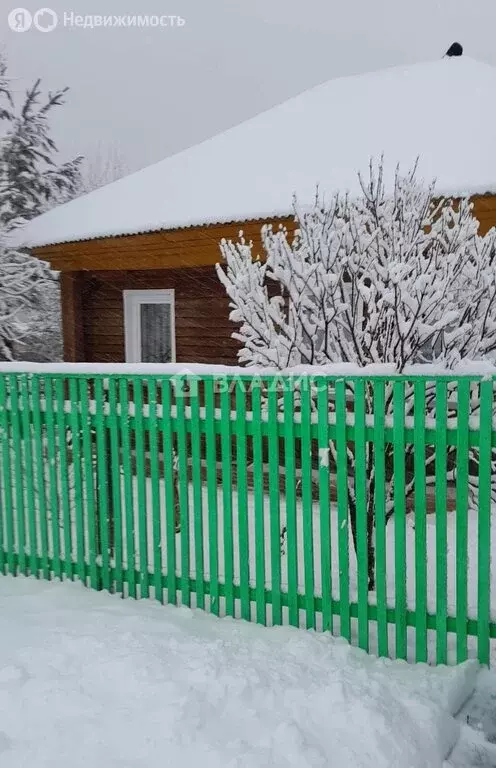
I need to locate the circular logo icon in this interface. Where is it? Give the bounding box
[8,7,32,31]
[33,7,58,32]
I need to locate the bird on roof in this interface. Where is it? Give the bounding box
[445,42,463,57]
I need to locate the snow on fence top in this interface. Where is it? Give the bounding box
[0,361,495,378]
[19,57,496,248]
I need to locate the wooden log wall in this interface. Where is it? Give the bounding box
[81,266,241,364]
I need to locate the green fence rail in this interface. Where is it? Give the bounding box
[0,368,494,666]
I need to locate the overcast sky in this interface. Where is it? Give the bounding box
[2,0,496,176]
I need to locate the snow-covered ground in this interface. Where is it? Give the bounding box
[106,477,494,663]
[12,465,496,664]
[0,574,494,768]
[3,392,496,763]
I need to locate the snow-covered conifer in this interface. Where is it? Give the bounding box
[0,53,81,359]
[0,235,51,359]
[0,60,82,230]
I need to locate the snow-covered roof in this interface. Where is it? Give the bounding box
[22,56,496,248]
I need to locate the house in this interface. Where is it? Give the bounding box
[21,55,496,365]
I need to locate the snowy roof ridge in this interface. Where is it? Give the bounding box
[19,55,496,249]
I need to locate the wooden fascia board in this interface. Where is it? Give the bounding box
[27,195,496,271]
[31,216,295,272]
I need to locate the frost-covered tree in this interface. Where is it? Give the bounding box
[0,53,82,359]
[218,162,496,369]
[11,278,63,362]
[217,161,496,587]
[0,56,11,121]
[0,235,52,359]
[0,62,82,230]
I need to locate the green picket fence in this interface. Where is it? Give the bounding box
[0,368,494,666]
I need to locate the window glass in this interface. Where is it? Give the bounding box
[140,302,172,363]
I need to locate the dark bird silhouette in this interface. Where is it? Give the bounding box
[445,42,463,57]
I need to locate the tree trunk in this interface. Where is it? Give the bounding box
[348,492,358,561]
[106,430,115,585]
[173,448,181,531]
[366,494,376,590]
[347,484,376,591]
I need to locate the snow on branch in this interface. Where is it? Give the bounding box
[0,51,83,360]
[217,159,496,372]
[217,159,496,587]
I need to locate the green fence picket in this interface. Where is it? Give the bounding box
[283,381,298,627]
[147,378,163,603]
[118,378,136,598]
[68,378,85,583]
[161,378,176,605]
[435,381,448,664]
[477,379,493,666]
[220,385,233,617]
[0,376,13,574]
[455,379,470,663]
[191,379,205,610]
[373,380,388,657]
[317,380,332,633]
[300,379,315,630]
[31,376,49,580]
[268,381,282,626]
[252,380,266,625]
[94,378,111,592]
[176,376,190,608]
[133,378,149,598]
[0,381,5,573]
[414,380,428,662]
[205,378,219,614]
[235,379,250,620]
[393,380,407,660]
[80,378,98,590]
[20,376,37,577]
[9,376,27,575]
[354,379,368,651]
[0,448,3,575]
[335,379,350,641]
[107,377,123,593]
[44,378,61,579]
[55,378,72,579]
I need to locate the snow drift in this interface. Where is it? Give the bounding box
[0,576,478,767]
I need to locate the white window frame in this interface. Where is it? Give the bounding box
[123,289,176,363]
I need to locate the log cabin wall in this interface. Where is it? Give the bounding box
[472,195,496,235]
[33,216,294,364]
[81,266,241,364]
[32,196,496,364]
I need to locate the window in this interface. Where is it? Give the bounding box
[123,289,176,363]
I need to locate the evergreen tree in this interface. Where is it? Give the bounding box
[0,66,82,230]
[0,53,82,359]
